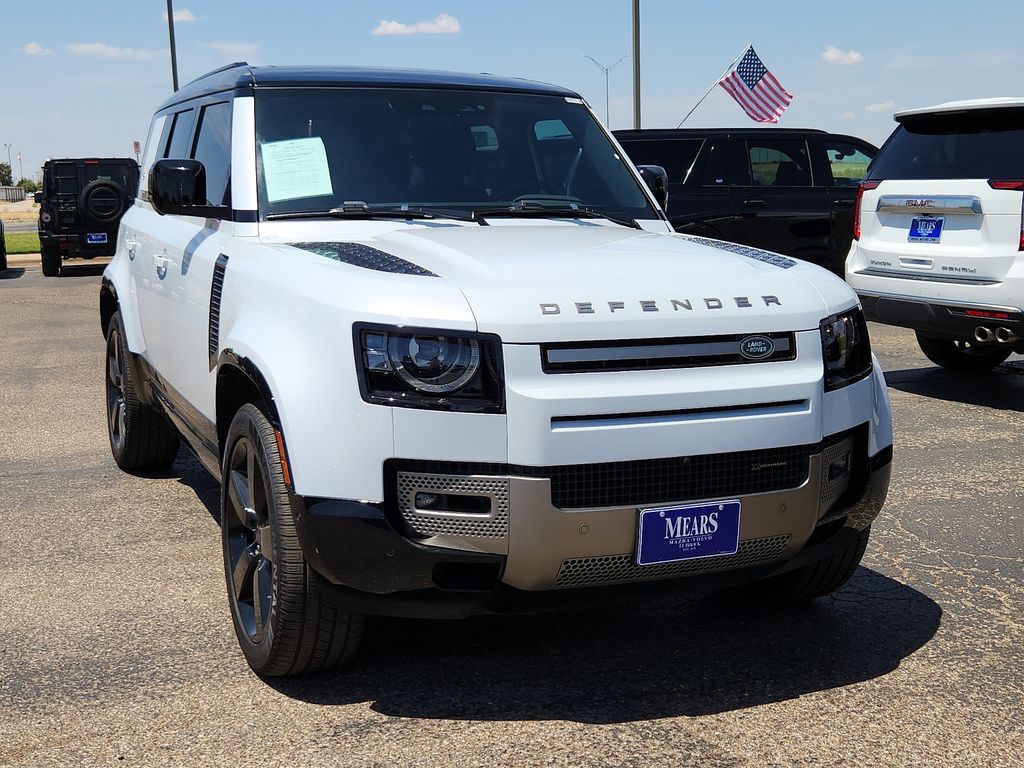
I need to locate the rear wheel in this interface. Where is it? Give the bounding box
[916,332,1012,372]
[105,312,180,470]
[222,404,364,676]
[743,527,871,602]
[41,248,60,277]
[0,238,7,272]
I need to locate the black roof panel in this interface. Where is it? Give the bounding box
[158,62,579,110]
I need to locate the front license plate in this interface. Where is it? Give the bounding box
[908,216,944,243]
[86,232,108,244]
[636,500,741,566]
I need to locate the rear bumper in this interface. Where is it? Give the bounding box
[39,231,117,259]
[858,290,1024,341]
[295,427,892,618]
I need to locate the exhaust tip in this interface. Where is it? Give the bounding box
[995,327,1016,343]
[975,326,994,343]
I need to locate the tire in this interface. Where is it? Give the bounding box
[221,403,364,676]
[0,231,7,272]
[743,526,871,603]
[41,248,61,277]
[916,332,1012,372]
[105,312,180,470]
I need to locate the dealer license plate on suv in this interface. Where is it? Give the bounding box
[636,500,741,566]
[86,232,108,244]
[908,216,943,243]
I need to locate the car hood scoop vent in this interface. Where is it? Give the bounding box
[290,242,436,277]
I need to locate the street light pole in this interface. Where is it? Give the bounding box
[165,0,179,91]
[583,55,627,127]
[632,0,641,129]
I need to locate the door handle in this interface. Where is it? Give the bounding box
[742,199,767,208]
[833,199,855,207]
[125,239,139,260]
[153,254,173,280]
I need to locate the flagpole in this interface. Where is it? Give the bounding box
[676,45,751,128]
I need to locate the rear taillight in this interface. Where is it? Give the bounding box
[988,180,1024,250]
[853,180,881,241]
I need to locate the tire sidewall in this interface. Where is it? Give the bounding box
[221,404,283,670]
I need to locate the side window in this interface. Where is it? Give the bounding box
[140,115,168,200]
[823,141,873,186]
[620,139,704,185]
[164,108,196,160]
[746,139,811,186]
[701,140,736,186]
[192,101,233,206]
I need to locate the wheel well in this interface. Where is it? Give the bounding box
[216,362,278,457]
[100,282,118,337]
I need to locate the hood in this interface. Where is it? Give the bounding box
[269,221,856,343]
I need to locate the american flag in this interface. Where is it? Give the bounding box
[718,47,793,123]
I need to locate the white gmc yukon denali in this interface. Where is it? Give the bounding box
[101,64,893,676]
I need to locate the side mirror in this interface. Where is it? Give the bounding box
[33,191,43,204]
[149,159,210,216]
[636,164,669,213]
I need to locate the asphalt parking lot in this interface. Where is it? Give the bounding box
[1,257,1022,767]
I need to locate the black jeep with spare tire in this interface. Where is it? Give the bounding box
[36,158,138,276]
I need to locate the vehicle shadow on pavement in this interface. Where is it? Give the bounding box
[56,263,108,278]
[0,268,26,279]
[266,569,940,722]
[884,361,1024,412]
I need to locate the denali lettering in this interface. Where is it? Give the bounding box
[540,296,783,315]
[665,512,719,539]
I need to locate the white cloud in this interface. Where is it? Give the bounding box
[67,43,162,60]
[201,41,259,60]
[22,42,54,56]
[372,13,461,36]
[162,8,196,23]
[865,99,896,113]
[842,111,855,119]
[822,46,864,66]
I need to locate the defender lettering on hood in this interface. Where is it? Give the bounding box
[540,296,782,315]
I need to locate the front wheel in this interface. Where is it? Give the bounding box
[221,404,363,676]
[916,332,1012,372]
[742,527,871,603]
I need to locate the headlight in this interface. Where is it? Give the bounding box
[820,307,872,392]
[356,324,503,412]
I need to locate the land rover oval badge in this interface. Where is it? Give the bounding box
[739,335,775,360]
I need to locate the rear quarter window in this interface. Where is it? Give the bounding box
[618,138,704,185]
[870,109,1024,180]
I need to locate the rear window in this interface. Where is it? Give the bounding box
[869,109,1024,180]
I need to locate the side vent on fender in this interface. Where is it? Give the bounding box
[290,242,437,276]
[209,254,229,362]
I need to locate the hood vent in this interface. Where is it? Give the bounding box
[679,235,797,269]
[291,242,436,277]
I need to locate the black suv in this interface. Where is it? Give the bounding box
[36,158,138,276]
[614,128,877,275]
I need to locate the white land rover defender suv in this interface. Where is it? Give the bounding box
[102,63,893,676]
[847,98,1024,371]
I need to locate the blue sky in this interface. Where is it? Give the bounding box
[3,1,1023,180]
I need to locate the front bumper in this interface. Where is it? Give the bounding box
[859,290,1024,341]
[294,425,891,618]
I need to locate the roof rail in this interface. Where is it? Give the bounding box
[178,61,250,90]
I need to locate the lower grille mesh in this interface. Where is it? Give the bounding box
[397,472,509,539]
[554,535,792,588]
[819,435,856,511]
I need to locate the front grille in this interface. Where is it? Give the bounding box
[391,442,811,510]
[554,535,792,588]
[541,332,796,374]
[396,472,509,538]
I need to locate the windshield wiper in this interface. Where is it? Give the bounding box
[266,201,477,222]
[473,201,641,229]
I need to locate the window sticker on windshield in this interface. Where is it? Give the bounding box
[260,137,333,203]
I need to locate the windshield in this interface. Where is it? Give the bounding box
[869,109,1024,180]
[254,87,657,221]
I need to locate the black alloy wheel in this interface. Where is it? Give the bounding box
[223,425,275,644]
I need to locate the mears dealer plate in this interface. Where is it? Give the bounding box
[636,499,741,566]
